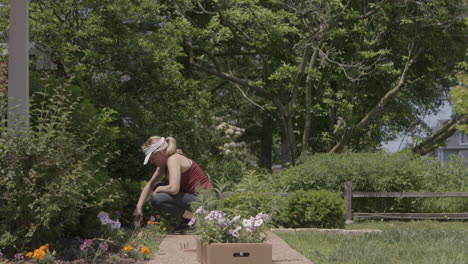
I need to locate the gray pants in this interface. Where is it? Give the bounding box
[151,192,197,217]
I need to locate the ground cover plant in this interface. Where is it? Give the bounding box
[275,221,468,264]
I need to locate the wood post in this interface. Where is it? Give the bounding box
[344,181,353,224]
[7,0,29,133]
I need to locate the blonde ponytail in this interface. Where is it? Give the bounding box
[165,137,178,156]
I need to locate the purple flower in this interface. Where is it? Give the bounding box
[150,215,156,222]
[0,251,4,258]
[79,244,87,251]
[204,211,226,222]
[188,217,197,226]
[230,226,242,238]
[84,239,94,246]
[99,242,109,252]
[195,206,205,214]
[14,253,24,260]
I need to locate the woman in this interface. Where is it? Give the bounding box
[133,136,212,230]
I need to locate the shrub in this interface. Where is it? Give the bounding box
[0,86,118,254]
[277,151,468,213]
[279,190,345,229]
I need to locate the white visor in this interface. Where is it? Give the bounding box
[143,137,165,165]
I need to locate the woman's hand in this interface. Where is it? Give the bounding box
[133,207,143,228]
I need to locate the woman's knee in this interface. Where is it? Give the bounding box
[151,193,172,209]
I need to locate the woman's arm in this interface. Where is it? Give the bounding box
[134,167,163,227]
[154,156,181,196]
[136,167,162,209]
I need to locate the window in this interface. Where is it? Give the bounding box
[459,131,468,145]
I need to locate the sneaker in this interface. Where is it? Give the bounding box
[172,223,195,235]
[172,220,195,235]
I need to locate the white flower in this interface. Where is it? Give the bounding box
[254,219,264,227]
[230,215,241,224]
[110,220,121,230]
[97,211,109,220]
[242,219,252,227]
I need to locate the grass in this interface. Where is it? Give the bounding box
[275,221,468,264]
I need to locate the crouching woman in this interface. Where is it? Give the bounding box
[133,136,212,230]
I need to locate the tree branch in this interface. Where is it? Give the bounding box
[412,115,468,155]
[330,39,422,152]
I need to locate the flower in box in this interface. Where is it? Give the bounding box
[190,206,271,244]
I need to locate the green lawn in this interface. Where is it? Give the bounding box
[275,221,468,264]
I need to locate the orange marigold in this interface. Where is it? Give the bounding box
[39,244,49,252]
[147,220,154,225]
[140,247,150,256]
[25,252,33,258]
[123,245,133,252]
[33,249,46,261]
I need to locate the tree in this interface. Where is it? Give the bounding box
[25,0,219,177]
[181,0,466,165]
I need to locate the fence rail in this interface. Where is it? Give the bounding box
[344,181,468,222]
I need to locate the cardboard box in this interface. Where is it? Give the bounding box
[196,239,272,264]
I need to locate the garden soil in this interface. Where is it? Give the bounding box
[150,231,313,264]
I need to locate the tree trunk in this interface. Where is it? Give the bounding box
[258,115,273,170]
[280,132,292,167]
[302,47,319,152]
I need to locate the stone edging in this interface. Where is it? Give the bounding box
[271,228,383,233]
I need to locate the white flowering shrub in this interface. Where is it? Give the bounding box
[215,122,248,157]
[190,207,271,244]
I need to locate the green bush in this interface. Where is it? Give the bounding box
[277,151,468,213]
[279,190,345,228]
[0,86,118,254]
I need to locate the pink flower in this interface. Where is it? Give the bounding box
[99,242,109,252]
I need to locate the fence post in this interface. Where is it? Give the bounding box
[344,181,353,224]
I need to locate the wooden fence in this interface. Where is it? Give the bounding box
[343,181,468,222]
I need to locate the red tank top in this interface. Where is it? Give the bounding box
[179,159,212,194]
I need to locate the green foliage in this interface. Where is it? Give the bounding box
[279,190,345,229]
[278,151,468,213]
[0,87,118,254]
[219,170,284,222]
[204,158,246,190]
[450,55,468,133]
[278,151,429,192]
